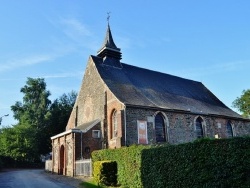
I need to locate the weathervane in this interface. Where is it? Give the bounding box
[107,11,111,24]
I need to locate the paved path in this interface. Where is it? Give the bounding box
[0,169,77,188]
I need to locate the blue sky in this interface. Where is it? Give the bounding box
[0,1,249,126]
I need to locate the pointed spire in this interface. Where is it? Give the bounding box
[101,24,120,51]
[97,14,122,60]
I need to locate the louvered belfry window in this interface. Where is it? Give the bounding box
[155,113,166,142]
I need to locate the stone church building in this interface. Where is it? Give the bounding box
[50,24,250,176]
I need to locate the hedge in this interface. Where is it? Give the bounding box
[92,144,151,187]
[93,160,117,186]
[92,137,250,188]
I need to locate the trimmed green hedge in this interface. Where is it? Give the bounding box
[92,137,250,188]
[142,137,250,188]
[93,160,117,186]
[92,145,151,187]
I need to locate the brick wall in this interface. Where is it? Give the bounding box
[52,133,75,176]
[74,123,102,159]
[106,90,125,148]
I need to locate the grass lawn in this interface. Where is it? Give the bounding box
[80,178,119,188]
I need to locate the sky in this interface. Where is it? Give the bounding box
[0,1,249,126]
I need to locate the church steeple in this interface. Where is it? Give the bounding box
[97,16,122,61]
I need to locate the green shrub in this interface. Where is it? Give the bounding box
[92,137,250,188]
[93,160,117,186]
[92,145,151,187]
[141,137,250,188]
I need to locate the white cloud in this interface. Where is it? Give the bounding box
[61,18,92,37]
[0,54,55,73]
[0,42,77,73]
[41,71,83,79]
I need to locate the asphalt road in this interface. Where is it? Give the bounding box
[0,169,75,188]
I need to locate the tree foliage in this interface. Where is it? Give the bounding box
[0,124,37,162]
[0,77,77,164]
[44,91,77,152]
[233,89,250,118]
[11,77,51,157]
[12,77,51,126]
[48,91,77,136]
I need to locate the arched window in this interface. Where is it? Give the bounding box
[112,110,118,138]
[195,117,204,138]
[155,113,166,142]
[226,121,233,138]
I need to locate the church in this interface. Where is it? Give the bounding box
[50,23,250,176]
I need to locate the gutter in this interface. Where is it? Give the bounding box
[51,129,83,140]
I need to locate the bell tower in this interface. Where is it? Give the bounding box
[97,13,122,68]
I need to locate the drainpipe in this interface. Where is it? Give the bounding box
[80,130,83,160]
[73,129,83,160]
[124,105,127,146]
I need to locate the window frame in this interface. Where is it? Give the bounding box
[154,112,167,143]
[195,116,205,138]
[111,110,118,139]
[226,121,234,138]
[92,130,100,138]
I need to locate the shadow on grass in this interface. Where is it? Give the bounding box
[80,181,120,188]
[80,181,102,188]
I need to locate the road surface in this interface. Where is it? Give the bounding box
[0,169,76,188]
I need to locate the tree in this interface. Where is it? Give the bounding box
[1,77,77,164]
[232,89,250,118]
[12,77,51,127]
[11,77,51,158]
[44,91,77,151]
[49,91,77,135]
[0,124,37,162]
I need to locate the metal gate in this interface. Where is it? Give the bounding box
[75,159,92,176]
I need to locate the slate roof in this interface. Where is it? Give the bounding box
[73,119,101,132]
[97,24,122,60]
[98,24,120,51]
[91,55,242,119]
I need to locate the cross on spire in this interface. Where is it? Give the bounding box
[107,12,111,24]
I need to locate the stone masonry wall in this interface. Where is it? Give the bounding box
[66,57,105,131]
[125,107,250,145]
[64,56,125,150]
